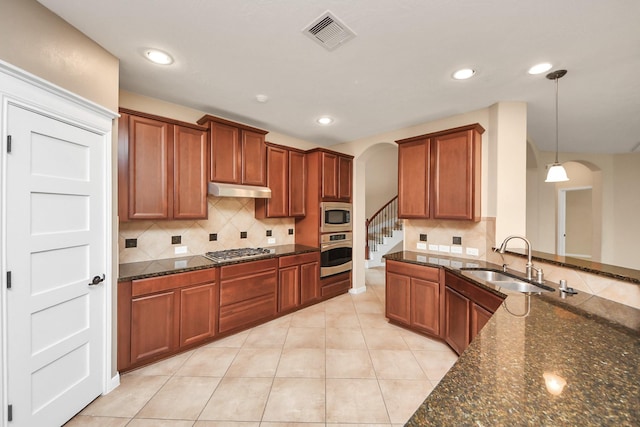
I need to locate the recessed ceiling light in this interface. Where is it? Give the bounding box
[144,49,174,65]
[255,94,269,103]
[528,62,553,75]
[452,68,475,80]
[317,116,333,125]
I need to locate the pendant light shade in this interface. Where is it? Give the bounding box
[545,69,569,183]
[545,164,569,182]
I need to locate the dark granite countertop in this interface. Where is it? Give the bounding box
[383,251,640,426]
[505,248,640,284]
[118,244,319,282]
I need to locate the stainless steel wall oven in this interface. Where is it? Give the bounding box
[320,232,352,277]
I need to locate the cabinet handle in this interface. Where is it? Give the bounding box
[89,274,105,286]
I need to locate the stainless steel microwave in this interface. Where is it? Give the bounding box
[320,202,352,233]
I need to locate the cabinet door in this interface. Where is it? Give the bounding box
[241,130,267,186]
[338,156,352,201]
[300,260,319,304]
[128,115,171,219]
[432,129,477,220]
[130,290,178,364]
[289,150,306,216]
[260,145,289,217]
[278,265,300,312]
[321,152,338,200]
[471,303,493,341]
[179,283,217,347]
[211,122,241,183]
[385,272,411,325]
[444,286,470,355]
[398,138,430,218]
[411,278,440,336]
[173,125,208,219]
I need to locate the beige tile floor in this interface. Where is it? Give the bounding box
[66,267,458,427]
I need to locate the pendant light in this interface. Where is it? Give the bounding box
[545,69,569,182]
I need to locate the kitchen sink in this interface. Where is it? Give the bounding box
[460,269,554,294]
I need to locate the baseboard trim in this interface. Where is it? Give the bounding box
[349,286,367,295]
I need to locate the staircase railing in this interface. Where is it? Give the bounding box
[365,196,402,259]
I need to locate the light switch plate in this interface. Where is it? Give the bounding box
[438,245,450,253]
[451,246,463,254]
[267,237,276,244]
[428,244,439,251]
[417,242,427,250]
[466,247,479,256]
[174,246,187,255]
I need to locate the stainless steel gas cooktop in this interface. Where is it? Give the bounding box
[203,247,273,262]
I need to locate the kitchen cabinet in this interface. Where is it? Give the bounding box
[278,252,320,312]
[219,258,278,333]
[320,271,352,298]
[444,270,504,355]
[319,150,352,202]
[396,123,484,221]
[294,148,354,248]
[385,260,442,337]
[197,114,268,186]
[117,268,217,371]
[255,143,306,218]
[118,109,208,220]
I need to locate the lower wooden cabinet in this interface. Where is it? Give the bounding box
[278,252,320,312]
[385,260,442,337]
[444,271,505,355]
[219,258,278,333]
[320,271,352,298]
[118,268,217,371]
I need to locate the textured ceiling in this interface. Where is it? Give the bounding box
[38,0,640,153]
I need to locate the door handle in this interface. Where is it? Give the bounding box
[89,274,105,286]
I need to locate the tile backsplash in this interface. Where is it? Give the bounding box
[403,217,496,260]
[118,196,295,263]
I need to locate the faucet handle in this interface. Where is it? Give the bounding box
[502,263,509,272]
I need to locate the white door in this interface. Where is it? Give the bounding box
[5,104,106,426]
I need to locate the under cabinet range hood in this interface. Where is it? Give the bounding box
[208,182,272,198]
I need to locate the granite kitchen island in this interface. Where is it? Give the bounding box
[383,252,640,426]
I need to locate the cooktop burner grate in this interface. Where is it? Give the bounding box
[204,247,273,262]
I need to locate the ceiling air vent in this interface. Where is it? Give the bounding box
[303,11,356,51]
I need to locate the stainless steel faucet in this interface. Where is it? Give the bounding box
[495,235,544,283]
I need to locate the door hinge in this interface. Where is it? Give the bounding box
[7,135,11,153]
[7,404,12,422]
[7,271,11,289]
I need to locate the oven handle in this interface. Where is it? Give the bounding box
[321,241,352,250]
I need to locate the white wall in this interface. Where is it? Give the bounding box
[365,144,398,218]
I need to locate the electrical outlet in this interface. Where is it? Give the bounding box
[288,228,294,235]
[240,231,247,239]
[466,247,479,256]
[171,235,181,245]
[125,238,137,248]
[209,233,217,241]
[419,233,428,242]
[267,237,276,244]
[438,245,450,253]
[452,236,462,245]
[417,242,427,250]
[266,230,273,237]
[174,246,187,255]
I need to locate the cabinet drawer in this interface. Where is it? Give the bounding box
[220,258,277,279]
[386,260,440,282]
[132,268,216,297]
[445,271,504,312]
[219,293,277,333]
[279,252,319,268]
[220,270,277,306]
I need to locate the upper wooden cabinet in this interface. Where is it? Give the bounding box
[396,123,484,221]
[197,114,268,186]
[320,151,352,202]
[255,143,306,218]
[118,109,208,221]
